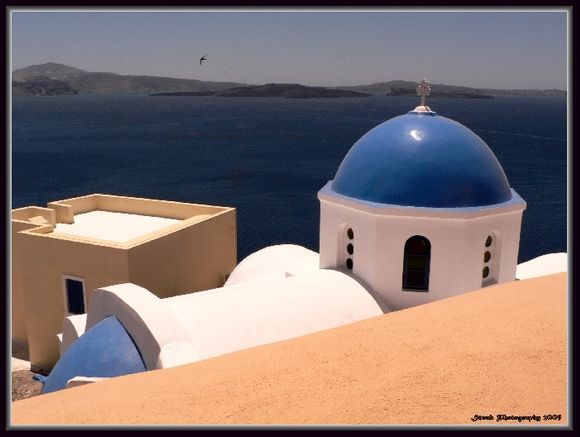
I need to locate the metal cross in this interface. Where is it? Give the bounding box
[416,79,431,107]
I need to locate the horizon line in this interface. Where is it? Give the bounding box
[12,62,568,92]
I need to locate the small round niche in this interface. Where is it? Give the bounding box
[482,266,490,278]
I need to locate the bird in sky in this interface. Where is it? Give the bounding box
[199,54,207,65]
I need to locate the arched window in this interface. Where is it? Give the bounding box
[402,236,431,291]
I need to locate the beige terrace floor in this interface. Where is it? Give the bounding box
[52,210,180,242]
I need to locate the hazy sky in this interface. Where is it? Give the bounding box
[10,9,568,89]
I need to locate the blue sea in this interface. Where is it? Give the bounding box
[11,95,567,263]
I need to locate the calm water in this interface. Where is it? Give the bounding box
[12,95,567,263]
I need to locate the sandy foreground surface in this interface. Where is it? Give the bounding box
[11,273,568,427]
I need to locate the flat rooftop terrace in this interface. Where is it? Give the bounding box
[51,210,183,243]
[12,194,233,246]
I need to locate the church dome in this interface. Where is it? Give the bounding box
[331,109,513,208]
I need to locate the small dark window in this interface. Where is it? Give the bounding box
[406,254,427,269]
[484,251,491,263]
[485,236,493,247]
[347,243,354,255]
[65,278,85,314]
[482,266,490,279]
[347,228,354,240]
[346,258,353,270]
[404,270,426,288]
[402,236,431,291]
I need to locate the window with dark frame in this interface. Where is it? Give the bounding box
[402,236,431,291]
[65,278,85,314]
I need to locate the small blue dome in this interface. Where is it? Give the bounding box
[331,110,513,208]
[41,316,146,393]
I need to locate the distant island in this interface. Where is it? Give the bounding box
[12,76,79,97]
[150,84,371,99]
[387,86,493,99]
[12,62,246,97]
[12,63,567,98]
[336,80,566,98]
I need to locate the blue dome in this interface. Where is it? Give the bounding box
[41,316,146,393]
[331,110,513,208]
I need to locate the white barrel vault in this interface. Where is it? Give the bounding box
[165,269,385,363]
[224,244,320,287]
[61,265,385,372]
[59,314,87,356]
[85,283,199,370]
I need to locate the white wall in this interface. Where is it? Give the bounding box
[319,199,378,285]
[319,186,525,311]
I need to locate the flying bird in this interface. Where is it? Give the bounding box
[199,54,207,65]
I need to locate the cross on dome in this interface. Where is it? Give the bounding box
[414,79,433,113]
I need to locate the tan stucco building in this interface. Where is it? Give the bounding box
[12,194,236,372]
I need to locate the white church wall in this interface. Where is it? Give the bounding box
[319,188,525,311]
[487,210,525,284]
[372,215,475,309]
[374,209,524,310]
[319,199,378,288]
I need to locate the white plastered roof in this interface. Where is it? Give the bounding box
[71,244,384,369]
[516,252,567,280]
[224,244,320,287]
[165,268,384,363]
